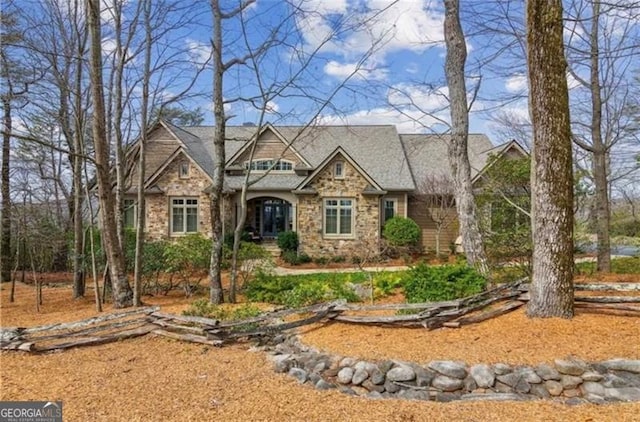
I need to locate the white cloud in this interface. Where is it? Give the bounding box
[265,100,279,114]
[186,39,212,65]
[297,0,444,60]
[323,60,388,81]
[318,82,451,133]
[505,74,528,93]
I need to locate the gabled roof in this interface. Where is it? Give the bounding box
[296,146,384,192]
[400,133,497,194]
[225,123,311,168]
[471,139,529,183]
[176,124,416,191]
[141,122,515,194]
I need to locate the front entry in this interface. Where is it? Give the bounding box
[249,198,292,238]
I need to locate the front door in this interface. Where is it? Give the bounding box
[261,199,290,238]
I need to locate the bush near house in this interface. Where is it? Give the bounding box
[277,231,299,252]
[382,217,421,247]
[402,262,486,303]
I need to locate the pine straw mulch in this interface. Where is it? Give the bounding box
[1,276,640,421]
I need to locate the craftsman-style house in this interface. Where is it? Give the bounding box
[124,121,525,257]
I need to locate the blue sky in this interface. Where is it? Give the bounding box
[35,0,639,153]
[144,0,517,142]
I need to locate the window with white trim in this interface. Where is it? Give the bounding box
[171,198,198,234]
[324,198,353,236]
[124,199,136,228]
[179,162,190,178]
[244,159,293,172]
[334,161,344,179]
[383,198,397,222]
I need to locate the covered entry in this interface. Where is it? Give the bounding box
[246,197,293,238]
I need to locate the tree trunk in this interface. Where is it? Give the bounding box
[526,0,574,318]
[588,0,611,273]
[86,0,133,308]
[133,0,152,307]
[443,0,489,276]
[1,97,11,282]
[209,0,225,304]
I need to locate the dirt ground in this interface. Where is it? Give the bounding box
[1,276,640,421]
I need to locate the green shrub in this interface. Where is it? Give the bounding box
[245,270,362,307]
[611,219,640,237]
[281,251,311,265]
[277,231,299,252]
[383,217,420,247]
[330,255,346,263]
[372,272,405,297]
[313,256,329,265]
[402,262,486,303]
[183,300,262,331]
[224,231,253,248]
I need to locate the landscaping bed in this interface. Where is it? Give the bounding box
[2,270,640,421]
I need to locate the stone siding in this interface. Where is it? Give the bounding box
[297,156,381,258]
[143,152,212,240]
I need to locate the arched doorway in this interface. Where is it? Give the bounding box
[247,197,293,238]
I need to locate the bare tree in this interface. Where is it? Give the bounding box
[443,0,489,276]
[565,0,640,272]
[1,6,32,283]
[86,0,133,308]
[526,0,575,318]
[416,175,457,257]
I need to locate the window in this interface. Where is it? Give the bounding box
[179,162,190,178]
[124,199,136,228]
[383,199,397,222]
[334,161,344,179]
[171,198,198,234]
[244,159,293,172]
[324,198,353,236]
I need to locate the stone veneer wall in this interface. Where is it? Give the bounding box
[267,335,640,404]
[297,157,381,257]
[144,153,212,240]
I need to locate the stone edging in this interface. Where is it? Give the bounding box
[263,335,640,403]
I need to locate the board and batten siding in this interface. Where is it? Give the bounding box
[407,196,458,253]
[231,130,302,167]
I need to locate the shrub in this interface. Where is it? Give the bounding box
[383,217,420,247]
[281,251,311,265]
[183,300,262,332]
[372,272,405,298]
[164,234,211,296]
[313,256,329,265]
[277,231,299,252]
[402,262,486,303]
[245,270,361,307]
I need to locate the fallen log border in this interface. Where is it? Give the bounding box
[2,280,639,352]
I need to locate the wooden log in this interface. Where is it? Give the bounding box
[152,329,218,346]
[29,317,150,342]
[207,307,340,341]
[0,341,35,352]
[23,306,159,334]
[34,324,155,353]
[149,312,219,327]
[574,283,640,292]
[520,283,640,292]
[575,296,640,304]
[454,301,525,326]
[574,302,640,312]
[215,299,347,329]
[149,319,206,335]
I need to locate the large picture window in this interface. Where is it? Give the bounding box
[171,198,198,234]
[324,198,353,236]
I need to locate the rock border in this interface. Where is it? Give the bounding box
[263,335,640,403]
